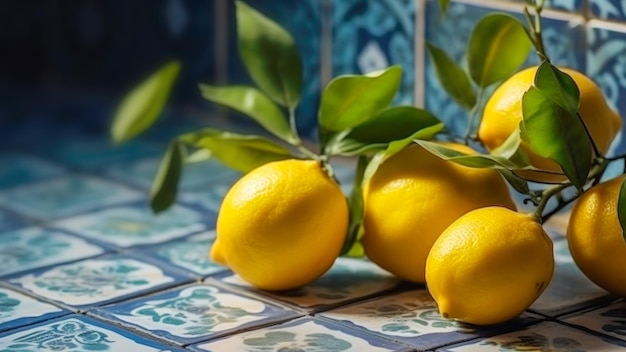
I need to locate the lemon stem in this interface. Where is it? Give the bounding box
[524,2,549,64]
[464,86,484,143]
[287,107,322,161]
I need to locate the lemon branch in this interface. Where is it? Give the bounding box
[523,1,549,63]
[464,86,485,143]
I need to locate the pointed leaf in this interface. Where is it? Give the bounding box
[198,85,297,143]
[236,1,302,109]
[150,141,185,213]
[521,86,592,189]
[112,61,181,144]
[499,169,530,195]
[534,62,580,113]
[617,177,626,242]
[194,131,295,173]
[490,129,531,167]
[416,140,520,169]
[426,43,476,109]
[341,155,368,256]
[319,66,403,132]
[468,14,531,87]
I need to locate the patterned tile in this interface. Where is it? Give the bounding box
[590,0,626,20]
[0,315,178,351]
[0,227,107,278]
[332,0,415,105]
[192,316,412,352]
[7,254,190,309]
[319,289,537,351]
[52,204,208,248]
[564,299,626,342]
[140,231,226,278]
[437,321,626,351]
[0,287,68,333]
[0,175,143,221]
[179,185,231,214]
[215,257,400,312]
[587,23,626,155]
[530,239,613,316]
[92,283,300,346]
[0,153,65,189]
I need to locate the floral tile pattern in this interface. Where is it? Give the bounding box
[320,289,536,351]
[192,317,412,352]
[529,239,612,316]
[52,204,208,248]
[564,300,626,342]
[0,175,143,221]
[0,153,65,189]
[92,283,300,345]
[216,257,400,311]
[0,287,68,333]
[0,315,176,351]
[140,231,226,278]
[7,255,190,309]
[437,321,626,351]
[0,227,107,278]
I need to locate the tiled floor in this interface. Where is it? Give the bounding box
[1,116,626,351]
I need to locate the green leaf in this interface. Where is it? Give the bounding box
[416,140,520,169]
[319,66,403,133]
[198,85,297,143]
[490,129,531,167]
[617,177,626,242]
[111,61,181,144]
[468,14,531,88]
[328,106,443,155]
[340,156,368,256]
[150,140,185,213]
[534,62,580,113]
[236,1,302,109]
[521,86,592,190]
[426,43,477,110]
[194,130,295,173]
[498,169,530,195]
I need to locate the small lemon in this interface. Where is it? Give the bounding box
[362,143,516,283]
[478,66,622,183]
[426,206,554,325]
[211,159,349,291]
[567,175,626,297]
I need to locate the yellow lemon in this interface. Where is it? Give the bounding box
[478,66,622,183]
[426,206,554,325]
[211,159,349,291]
[362,143,516,283]
[567,175,626,297]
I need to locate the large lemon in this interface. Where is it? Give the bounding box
[362,143,516,283]
[478,66,622,183]
[567,175,626,297]
[211,159,349,291]
[426,206,554,325]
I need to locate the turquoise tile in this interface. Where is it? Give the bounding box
[0,227,107,278]
[0,287,69,333]
[51,203,209,248]
[0,209,27,233]
[0,153,65,189]
[332,0,415,105]
[0,315,179,351]
[0,175,143,221]
[91,283,300,346]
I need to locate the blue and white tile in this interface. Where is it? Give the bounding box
[92,283,300,345]
[0,315,176,351]
[530,239,612,316]
[320,289,537,351]
[7,254,190,309]
[333,0,415,105]
[191,316,412,352]
[215,257,400,312]
[437,321,626,351]
[590,0,626,20]
[0,209,27,233]
[564,299,626,342]
[38,136,162,170]
[52,204,208,248]
[587,22,626,155]
[502,0,584,12]
[0,227,106,278]
[0,153,65,189]
[179,185,232,213]
[0,287,68,333]
[0,175,143,221]
[140,231,226,278]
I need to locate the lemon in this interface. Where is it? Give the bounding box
[426,206,554,325]
[362,143,516,283]
[567,175,626,297]
[211,159,349,291]
[478,66,622,183]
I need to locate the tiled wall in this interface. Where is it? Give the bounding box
[3,0,626,148]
